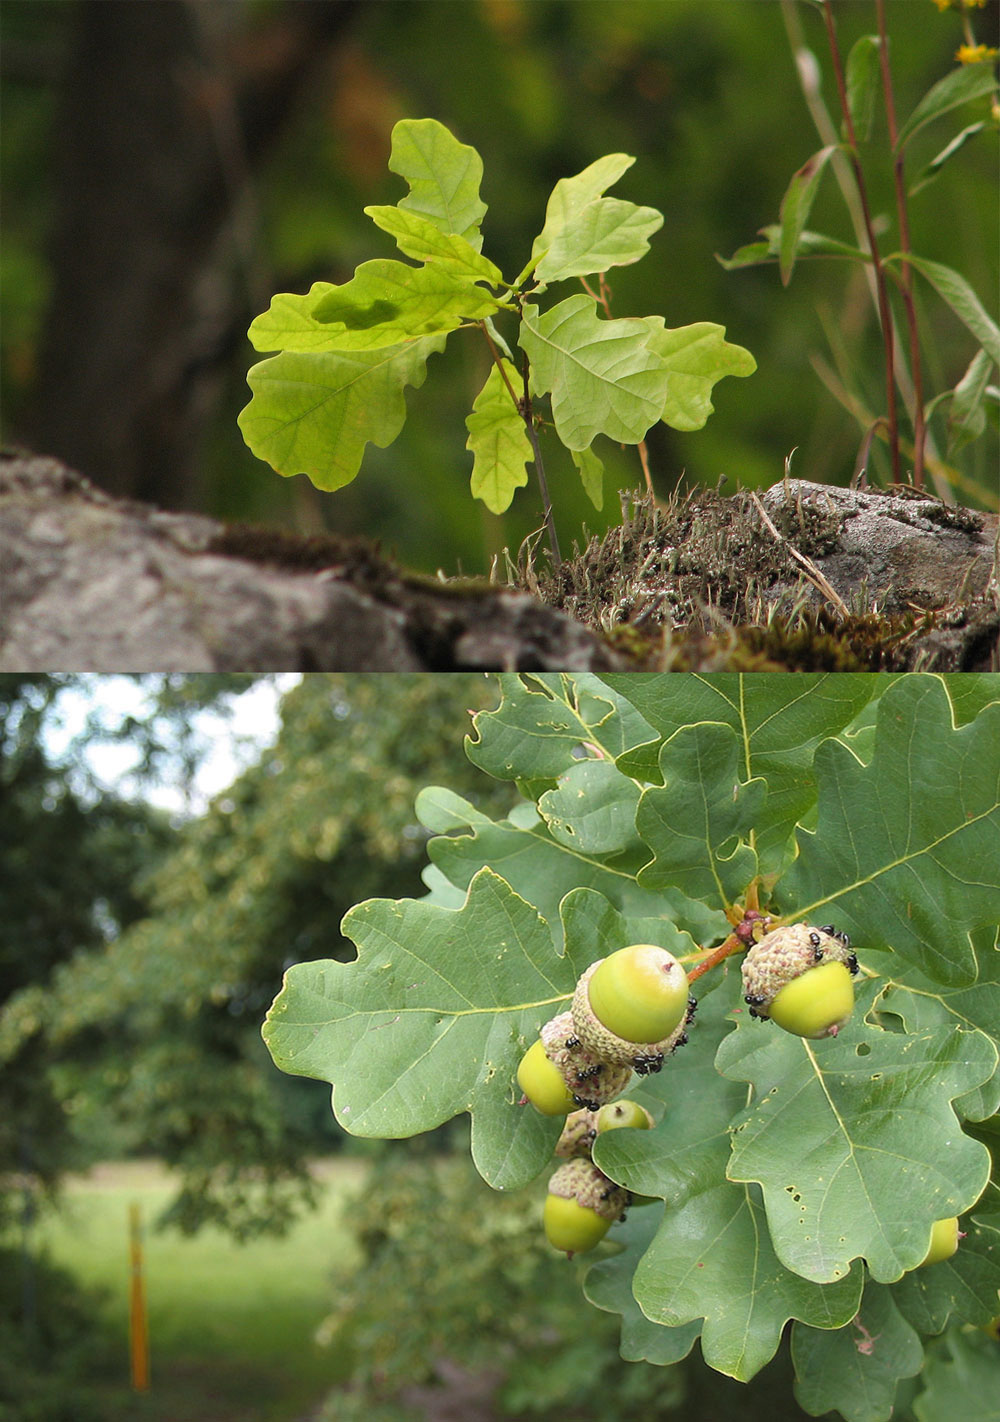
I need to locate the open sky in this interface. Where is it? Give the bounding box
[42,675,301,817]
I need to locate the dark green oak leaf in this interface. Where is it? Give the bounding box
[635,720,765,914]
[717,989,996,1284]
[592,979,862,1381]
[791,1281,924,1422]
[776,675,1000,988]
[601,672,876,872]
[263,866,596,1190]
[584,1206,702,1366]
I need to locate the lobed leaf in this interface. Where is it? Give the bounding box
[776,675,1000,988]
[718,995,995,1284]
[386,117,488,250]
[602,672,876,873]
[518,295,671,450]
[263,867,581,1190]
[237,336,444,491]
[792,1282,924,1422]
[595,982,863,1381]
[584,1208,702,1366]
[465,359,531,513]
[641,321,756,432]
[635,721,765,914]
[308,259,501,348]
[363,205,504,284]
[533,193,663,284]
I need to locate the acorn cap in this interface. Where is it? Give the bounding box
[741,922,857,1018]
[554,1108,599,1159]
[571,963,694,1074]
[547,1158,629,1222]
[540,1011,634,1109]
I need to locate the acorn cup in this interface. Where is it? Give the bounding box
[741,922,859,1040]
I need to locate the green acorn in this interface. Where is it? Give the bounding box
[741,922,859,1040]
[571,952,695,1075]
[540,1011,633,1110]
[543,1158,629,1256]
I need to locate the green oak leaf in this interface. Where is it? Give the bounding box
[262,866,591,1190]
[891,1211,1000,1338]
[529,152,663,283]
[584,1207,702,1366]
[868,928,1000,1122]
[416,789,723,952]
[776,675,1000,988]
[311,260,499,348]
[594,981,862,1381]
[635,721,765,914]
[600,672,876,872]
[237,336,444,491]
[248,266,499,354]
[642,320,756,431]
[913,1325,1000,1422]
[537,759,642,856]
[387,116,488,251]
[465,359,531,513]
[571,444,604,509]
[363,205,504,284]
[466,673,660,783]
[791,1282,924,1422]
[717,993,996,1284]
[518,295,671,450]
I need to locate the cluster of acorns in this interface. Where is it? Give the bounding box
[516,925,963,1267]
[516,943,696,1256]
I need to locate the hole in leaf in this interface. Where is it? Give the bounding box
[856,1043,871,1056]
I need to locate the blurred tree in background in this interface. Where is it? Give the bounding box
[0,673,512,1240]
[1,0,996,573]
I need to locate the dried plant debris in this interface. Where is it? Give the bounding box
[516,479,998,671]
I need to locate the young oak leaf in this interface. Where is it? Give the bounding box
[363,205,505,286]
[465,359,531,513]
[776,674,1000,988]
[237,335,444,491]
[249,263,498,354]
[717,1000,996,1284]
[387,116,488,251]
[261,866,595,1190]
[519,295,671,450]
[530,153,662,283]
[641,320,756,431]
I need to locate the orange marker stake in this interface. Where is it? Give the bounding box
[128,1202,150,1391]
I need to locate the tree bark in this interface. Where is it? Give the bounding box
[20,0,361,509]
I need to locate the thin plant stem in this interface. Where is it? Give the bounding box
[875,0,926,488]
[820,0,901,484]
[520,351,561,568]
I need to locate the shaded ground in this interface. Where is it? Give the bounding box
[2,451,996,671]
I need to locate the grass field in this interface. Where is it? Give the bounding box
[24,1158,368,1422]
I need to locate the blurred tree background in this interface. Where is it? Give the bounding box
[2,0,996,575]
